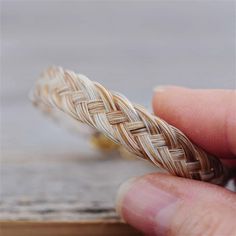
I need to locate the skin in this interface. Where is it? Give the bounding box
[116,87,236,236]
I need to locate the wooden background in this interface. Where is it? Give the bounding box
[1,1,235,235]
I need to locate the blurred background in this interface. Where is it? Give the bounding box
[1,1,235,220]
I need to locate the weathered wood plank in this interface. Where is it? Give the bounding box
[0,221,142,236]
[1,103,156,222]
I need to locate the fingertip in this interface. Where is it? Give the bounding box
[152,86,236,158]
[115,173,179,235]
[152,85,187,120]
[116,173,236,235]
[116,177,138,222]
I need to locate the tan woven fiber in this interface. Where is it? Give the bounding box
[30,66,228,184]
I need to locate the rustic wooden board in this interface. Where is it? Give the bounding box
[1,102,157,221]
[1,103,154,234]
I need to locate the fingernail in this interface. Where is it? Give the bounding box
[116,176,179,235]
[153,86,167,93]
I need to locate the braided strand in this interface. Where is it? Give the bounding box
[31,66,227,184]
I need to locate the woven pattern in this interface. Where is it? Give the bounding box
[31,66,227,184]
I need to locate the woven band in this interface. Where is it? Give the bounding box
[30,66,228,184]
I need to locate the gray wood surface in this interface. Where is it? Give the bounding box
[1,101,157,220]
[1,1,235,221]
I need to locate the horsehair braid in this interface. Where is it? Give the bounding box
[30,66,227,184]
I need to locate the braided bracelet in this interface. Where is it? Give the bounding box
[30,66,228,184]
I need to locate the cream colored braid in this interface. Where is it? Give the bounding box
[30,66,228,184]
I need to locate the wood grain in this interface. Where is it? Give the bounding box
[0,221,142,236]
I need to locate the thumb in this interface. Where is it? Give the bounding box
[116,173,236,236]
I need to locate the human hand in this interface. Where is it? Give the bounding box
[116,87,236,236]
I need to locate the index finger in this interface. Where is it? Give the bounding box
[152,87,236,161]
